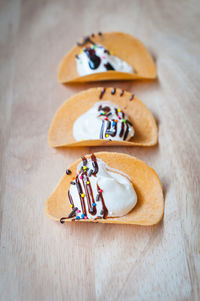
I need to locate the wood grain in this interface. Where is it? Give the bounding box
[0,0,199,300]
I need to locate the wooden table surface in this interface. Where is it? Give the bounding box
[0,0,200,300]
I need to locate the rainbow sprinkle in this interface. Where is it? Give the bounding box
[81,193,85,197]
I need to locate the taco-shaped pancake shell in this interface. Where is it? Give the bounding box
[45,152,164,225]
[48,87,158,147]
[58,32,156,83]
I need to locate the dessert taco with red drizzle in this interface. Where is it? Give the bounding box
[58,32,156,83]
[48,87,158,147]
[45,152,164,225]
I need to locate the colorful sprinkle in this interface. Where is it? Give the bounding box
[80,175,83,179]
[117,109,121,112]
[81,214,85,219]
[115,119,118,123]
[105,134,109,138]
[76,216,80,220]
[70,204,73,208]
[104,117,108,120]
[87,181,90,184]
[118,116,121,119]
[99,189,103,193]
[83,166,87,170]
[92,203,96,207]
[123,119,126,123]
[112,121,116,126]
[77,210,81,213]
[81,193,85,197]
[84,216,88,219]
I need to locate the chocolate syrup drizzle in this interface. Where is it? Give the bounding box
[99,88,106,99]
[104,62,115,70]
[77,32,103,46]
[77,36,95,47]
[60,154,109,223]
[84,48,101,69]
[97,184,108,218]
[98,104,132,141]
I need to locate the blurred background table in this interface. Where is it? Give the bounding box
[0,0,200,300]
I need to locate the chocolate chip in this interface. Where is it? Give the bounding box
[66,169,72,175]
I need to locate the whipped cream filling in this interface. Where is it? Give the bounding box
[68,155,137,220]
[73,101,135,142]
[76,43,134,76]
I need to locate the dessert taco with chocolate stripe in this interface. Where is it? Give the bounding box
[48,87,158,147]
[58,32,156,83]
[45,152,164,225]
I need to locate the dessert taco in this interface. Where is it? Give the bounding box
[48,87,158,147]
[58,32,156,83]
[45,152,164,225]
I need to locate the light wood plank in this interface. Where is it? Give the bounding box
[0,0,199,300]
